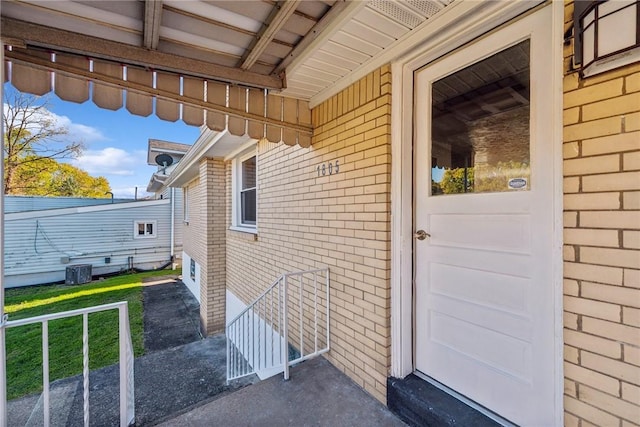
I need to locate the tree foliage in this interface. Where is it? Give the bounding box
[3,92,111,197]
[12,156,111,197]
[3,92,83,194]
[441,167,474,194]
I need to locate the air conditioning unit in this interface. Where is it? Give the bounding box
[65,264,92,285]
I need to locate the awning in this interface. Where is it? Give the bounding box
[3,46,312,148]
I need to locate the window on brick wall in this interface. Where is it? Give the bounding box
[574,0,640,77]
[183,186,190,224]
[232,150,257,231]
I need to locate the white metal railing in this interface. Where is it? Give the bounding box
[226,267,330,382]
[0,302,135,427]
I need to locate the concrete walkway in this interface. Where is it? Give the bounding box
[141,276,202,351]
[159,357,407,427]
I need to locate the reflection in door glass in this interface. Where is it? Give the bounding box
[431,40,530,195]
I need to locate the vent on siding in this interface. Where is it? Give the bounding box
[369,0,450,29]
[369,0,423,29]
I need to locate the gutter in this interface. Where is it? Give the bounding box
[170,187,176,270]
[0,42,7,427]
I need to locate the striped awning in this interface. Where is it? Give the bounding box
[4,46,312,147]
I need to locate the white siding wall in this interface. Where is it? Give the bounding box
[156,187,184,262]
[4,200,172,287]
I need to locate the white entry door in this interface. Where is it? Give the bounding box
[414,7,556,426]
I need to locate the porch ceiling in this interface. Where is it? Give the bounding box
[0,0,458,144]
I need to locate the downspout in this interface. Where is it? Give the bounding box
[170,187,175,270]
[1,42,9,427]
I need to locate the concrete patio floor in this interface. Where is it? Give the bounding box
[159,356,407,427]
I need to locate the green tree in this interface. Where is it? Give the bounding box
[440,167,474,194]
[3,92,84,194]
[12,156,111,197]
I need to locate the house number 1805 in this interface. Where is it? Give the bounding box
[316,160,339,176]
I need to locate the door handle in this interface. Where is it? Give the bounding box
[414,230,430,240]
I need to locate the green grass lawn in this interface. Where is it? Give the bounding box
[4,269,173,400]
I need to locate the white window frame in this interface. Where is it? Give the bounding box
[183,185,189,224]
[231,149,258,233]
[134,220,157,239]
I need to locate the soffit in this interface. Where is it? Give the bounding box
[279,0,456,101]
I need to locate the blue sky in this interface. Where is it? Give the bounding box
[4,83,200,198]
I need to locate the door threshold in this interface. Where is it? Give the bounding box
[413,371,517,427]
[387,372,517,427]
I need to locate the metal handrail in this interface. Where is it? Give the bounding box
[1,302,135,427]
[226,267,330,382]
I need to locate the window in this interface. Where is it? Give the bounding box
[575,0,640,77]
[134,221,157,238]
[430,40,531,195]
[183,186,189,224]
[232,150,257,231]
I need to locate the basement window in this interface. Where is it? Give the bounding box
[134,221,157,239]
[575,0,640,77]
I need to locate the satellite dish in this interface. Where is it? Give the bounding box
[155,154,174,167]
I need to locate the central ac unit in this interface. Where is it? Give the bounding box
[65,264,92,285]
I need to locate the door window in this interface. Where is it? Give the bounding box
[430,40,531,195]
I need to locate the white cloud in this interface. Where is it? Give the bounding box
[3,103,108,145]
[50,112,109,144]
[73,147,147,176]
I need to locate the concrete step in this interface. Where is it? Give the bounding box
[387,374,502,427]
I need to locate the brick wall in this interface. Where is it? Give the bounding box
[225,65,392,403]
[200,158,226,334]
[563,2,640,426]
[182,177,202,267]
[181,159,227,335]
[182,176,205,323]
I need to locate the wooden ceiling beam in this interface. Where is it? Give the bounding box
[143,0,163,50]
[272,0,358,77]
[1,17,284,90]
[240,0,301,71]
